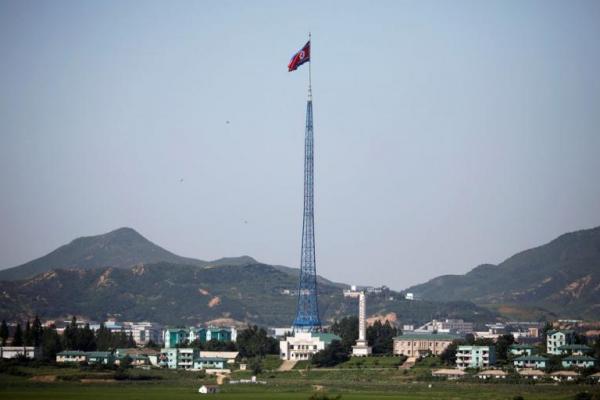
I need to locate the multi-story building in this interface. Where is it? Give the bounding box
[456,346,496,369]
[129,322,163,345]
[163,328,189,348]
[279,332,341,360]
[163,326,237,348]
[192,327,237,343]
[159,347,199,369]
[393,333,461,357]
[547,330,575,355]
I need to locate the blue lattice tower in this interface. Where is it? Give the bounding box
[293,88,321,332]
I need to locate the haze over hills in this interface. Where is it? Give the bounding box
[0,227,256,281]
[406,226,600,319]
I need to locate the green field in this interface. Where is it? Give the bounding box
[1,364,599,400]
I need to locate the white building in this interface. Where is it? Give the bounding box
[129,322,163,345]
[415,319,473,335]
[0,346,41,360]
[279,332,341,360]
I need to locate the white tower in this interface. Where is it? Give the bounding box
[343,287,372,356]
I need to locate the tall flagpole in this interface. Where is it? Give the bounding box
[308,32,312,100]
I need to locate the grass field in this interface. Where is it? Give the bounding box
[1,363,599,400]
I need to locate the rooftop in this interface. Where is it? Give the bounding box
[312,333,342,344]
[394,333,462,341]
[514,355,548,361]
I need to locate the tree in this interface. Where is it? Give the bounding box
[311,340,349,367]
[24,320,33,346]
[13,323,24,346]
[40,326,63,361]
[330,316,358,353]
[0,320,8,346]
[440,340,461,366]
[32,316,43,347]
[248,357,263,375]
[495,334,515,363]
[366,320,397,354]
[236,325,277,358]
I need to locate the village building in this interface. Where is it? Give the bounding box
[56,351,87,363]
[549,370,580,382]
[561,355,597,369]
[508,344,535,357]
[86,351,114,365]
[546,330,575,355]
[518,369,547,380]
[279,332,341,360]
[431,368,466,380]
[198,385,219,394]
[477,369,508,380]
[513,355,548,370]
[557,344,592,356]
[456,345,496,369]
[0,346,41,360]
[198,351,238,364]
[393,333,461,357]
[193,357,228,371]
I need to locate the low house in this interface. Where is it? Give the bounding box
[198,351,238,364]
[456,346,496,369]
[130,354,150,366]
[86,351,114,365]
[431,368,466,380]
[509,344,535,357]
[513,355,548,370]
[279,332,341,360]
[198,385,219,394]
[477,369,508,380]
[557,344,592,356]
[0,346,41,360]
[115,348,160,366]
[546,330,575,355]
[589,372,600,382]
[561,355,597,369]
[193,357,227,370]
[393,333,462,357]
[56,351,87,363]
[549,370,580,382]
[518,368,547,380]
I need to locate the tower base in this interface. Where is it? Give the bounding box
[352,340,372,357]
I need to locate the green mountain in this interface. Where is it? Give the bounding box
[405,226,600,319]
[0,227,255,281]
[0,228,499,326]
[0,262,498,326]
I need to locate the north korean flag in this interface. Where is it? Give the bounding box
[288,41,310,72]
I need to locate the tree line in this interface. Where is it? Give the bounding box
[0,317,136,361]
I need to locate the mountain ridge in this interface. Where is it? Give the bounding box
[405,226,600,319]
[0,227,256,281]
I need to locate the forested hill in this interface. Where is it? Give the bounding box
[405,226,600,319]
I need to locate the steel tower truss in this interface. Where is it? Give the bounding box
[293,97,321,332]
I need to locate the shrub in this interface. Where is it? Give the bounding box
[574,392,592,400]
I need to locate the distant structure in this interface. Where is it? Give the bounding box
[344,286,372,356]
[292,67,321,332]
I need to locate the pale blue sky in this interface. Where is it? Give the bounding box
[1,0,599,289]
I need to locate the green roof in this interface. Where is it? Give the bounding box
[563,355,596,361]
[57,351,86,356]
[312,333,342,344]
[558,344,592,351]
[510,344,535,349]
[514,355,548,361]
[394,333,462,341]
[87,352,112,357]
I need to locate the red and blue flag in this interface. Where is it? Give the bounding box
[288,41,310,72]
